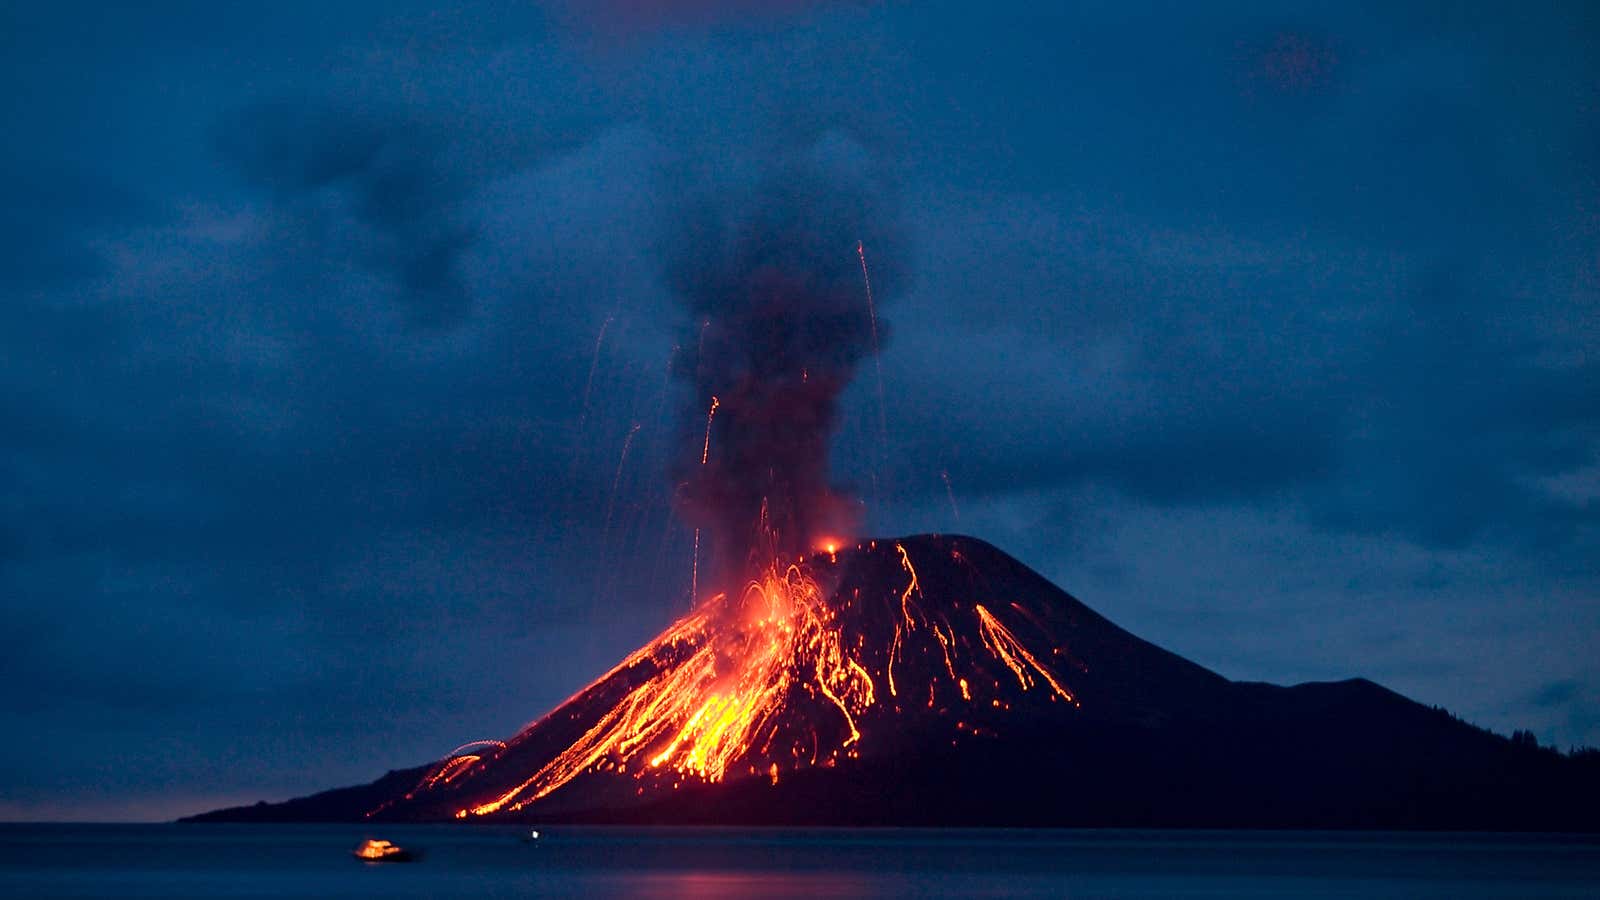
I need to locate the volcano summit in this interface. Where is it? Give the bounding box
[190,533,1600,830]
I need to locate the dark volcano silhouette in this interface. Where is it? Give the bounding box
[186,534,1600,830]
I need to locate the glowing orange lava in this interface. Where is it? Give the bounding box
[700,395,720,465]
[463,555,872,816]
[975,604,1075,702]
[407,540,1081,820]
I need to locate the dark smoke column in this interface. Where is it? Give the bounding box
[664,139,899,592]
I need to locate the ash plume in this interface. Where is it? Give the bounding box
[664,136,901,591]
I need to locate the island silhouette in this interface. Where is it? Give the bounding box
[187,534,1600,830]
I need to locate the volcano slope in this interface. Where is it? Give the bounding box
[188,534,1600,830]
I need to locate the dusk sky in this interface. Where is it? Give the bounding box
[3,1,1597,821]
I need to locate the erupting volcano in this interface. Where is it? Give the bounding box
[191,530,1600,828]
[188,154,1600,831]
[357,151,1085,824]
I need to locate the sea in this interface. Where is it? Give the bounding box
[0,824,1596,898]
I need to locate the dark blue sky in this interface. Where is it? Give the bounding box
[3,1,1597,820]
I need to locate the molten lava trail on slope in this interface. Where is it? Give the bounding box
[372,535,1085,821]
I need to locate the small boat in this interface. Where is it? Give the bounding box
[522,828,542,843]
[352,838,420,862]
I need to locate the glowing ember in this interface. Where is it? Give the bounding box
[699,395,720,466]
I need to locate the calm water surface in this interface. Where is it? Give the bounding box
[1,824,1596,898]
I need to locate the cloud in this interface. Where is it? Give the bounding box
[1525,679,1600,749]
[0,160,148,290]
[879,174,1596,552]
[0,111,691,813]
[551,0,844,36]
[216,98,478,328]
[881,200,1355,512]
[1308,263,1599,548]
[1534,680,1583,709]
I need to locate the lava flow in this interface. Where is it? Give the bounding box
[376,534,1083,822]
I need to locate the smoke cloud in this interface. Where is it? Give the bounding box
[664,135,900,591]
